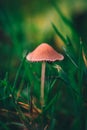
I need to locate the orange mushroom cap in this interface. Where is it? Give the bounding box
[26,43,64,62]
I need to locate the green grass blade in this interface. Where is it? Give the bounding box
[48,118,56,130]
[78,40,83,90]
[12,55,26,95]
[7,122,25,127]
[50,0,75,30]
[77,40,85,130]
[63,47,78,68]
[51,22,66,44]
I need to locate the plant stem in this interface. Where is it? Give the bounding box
[41,61,46,108]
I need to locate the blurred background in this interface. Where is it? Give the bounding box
[0,0,87,130]
[0,0,87,80]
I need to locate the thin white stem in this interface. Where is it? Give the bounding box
[41,61,46,107]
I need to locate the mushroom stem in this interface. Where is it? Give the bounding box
[41,61,46,108]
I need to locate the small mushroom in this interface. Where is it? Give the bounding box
[26,43,64,108]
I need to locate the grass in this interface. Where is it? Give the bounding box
[0,1,87,130]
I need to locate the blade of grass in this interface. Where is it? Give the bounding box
[77,39,85,130]
[51,22,66,44]
[6,122,25,127]
[14,103,31,129]
[50,79,57,89]
[12,55,26,95]
[50,0,76,31]
[48,118,56,130]
[54,64,79,96]
[78,40,83,94]
[63,47,78,68]
[44,89,62,112]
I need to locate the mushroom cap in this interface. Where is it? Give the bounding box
[26,43,64,62]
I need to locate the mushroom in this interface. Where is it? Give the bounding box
[26,43,64,108]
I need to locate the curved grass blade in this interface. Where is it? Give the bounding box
[50,0,75,30]
[63,47,78,68]
[12,55,26,95]
[51,23,66,44]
